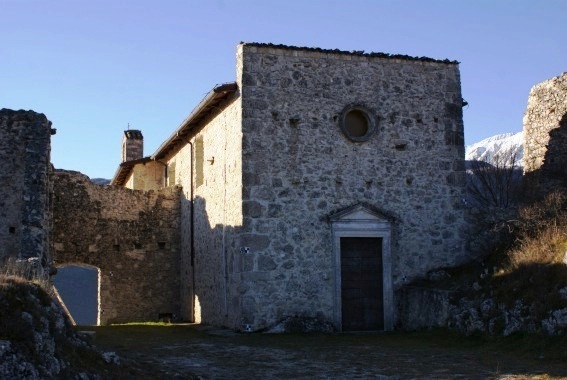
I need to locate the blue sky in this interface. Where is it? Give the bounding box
[2,0,566,179]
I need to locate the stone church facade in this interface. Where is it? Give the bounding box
[111,43,468,331]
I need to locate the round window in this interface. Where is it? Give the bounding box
[339,105,375,142]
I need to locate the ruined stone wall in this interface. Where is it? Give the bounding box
[236,44,468,330]
[523,72,567,192]
[52,170,181,324]
[165,95,243,327]
[0,109,52,273]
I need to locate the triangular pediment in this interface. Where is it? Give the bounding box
[328,203,392,222]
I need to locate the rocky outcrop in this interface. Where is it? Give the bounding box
[0,276,111,379]
[398,268,567,336]
[447,293,567,337]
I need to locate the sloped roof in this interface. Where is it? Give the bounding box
[110,82,238,187]
[110,157,152,186]
[152,82,237,160]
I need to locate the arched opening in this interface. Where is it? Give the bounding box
[53,265,101,325]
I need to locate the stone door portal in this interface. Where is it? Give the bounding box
[329,203,393,331]
[340,237,383,331]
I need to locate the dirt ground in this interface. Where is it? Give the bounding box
[86,324,567,379]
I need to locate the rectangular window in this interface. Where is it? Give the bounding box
[167,161,176,187]
[195,136,204,188]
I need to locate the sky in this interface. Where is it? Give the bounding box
[1,0,566,179]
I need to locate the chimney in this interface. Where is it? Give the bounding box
[122,130,143,162]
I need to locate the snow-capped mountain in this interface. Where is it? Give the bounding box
[466,131,524,167]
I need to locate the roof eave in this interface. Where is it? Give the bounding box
[110,156,153,187]
[110,82,237,187]
[151,82,238,160]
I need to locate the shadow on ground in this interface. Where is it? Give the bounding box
[84,324,567,379]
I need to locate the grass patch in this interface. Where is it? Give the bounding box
[110,321,175,327]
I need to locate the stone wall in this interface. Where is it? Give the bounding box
[52,170,181,324]
[164,95,243,326]
[0,109,52,274]
[523,72,567,193]
[124,161,164,191]
[236,44,468,330]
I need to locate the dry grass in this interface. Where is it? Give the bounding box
[480,191,567,272]
[505,191,567,269]
[0,257,52,294]
[489,192,567,315]
[509,226,567,268]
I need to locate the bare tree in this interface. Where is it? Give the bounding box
[466,151,522,208]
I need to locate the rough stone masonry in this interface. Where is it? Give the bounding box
[119,43,470,331]
[0,109,53,275]
[52,170,181,324]
[1,43,471,331]
[523,71,567,193]
[233,43,468,330]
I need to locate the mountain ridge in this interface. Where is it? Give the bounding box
[466,131,523,167]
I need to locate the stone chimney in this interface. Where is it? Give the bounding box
[121,130,143,162]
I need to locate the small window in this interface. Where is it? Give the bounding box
[339,105,375,142]
[195,136,204,188]
[167,161,176,187]
[345,110,368,137]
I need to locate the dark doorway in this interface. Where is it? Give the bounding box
[340,237,383,331]
[53,265,99,325]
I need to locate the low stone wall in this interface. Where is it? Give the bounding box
[52,170,181,324]
[0,109,52,273]
[398,281,567,336]
[397,286,453,330]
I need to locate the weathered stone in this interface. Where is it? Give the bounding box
[0,278,106,378]
[105,43,469,332]
[523,72,567,193]
[0,110,52,275]
[52,170,181,324]
[398,286,452,330]
[243,200,264,218]
[240,234,270,251]
[257,255,277,271]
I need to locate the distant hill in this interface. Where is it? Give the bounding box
[91,178,110,186]
[466,132,523,168]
